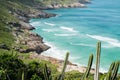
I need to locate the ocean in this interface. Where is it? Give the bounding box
[30,0,120,72]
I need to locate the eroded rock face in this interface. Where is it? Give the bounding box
[19,45,50,53]
[14,31,50,54]
[37,1,86,9]
[9,8,53,54]
[19,21,35,30]
[25,33,50,53]
[27,11,56,18]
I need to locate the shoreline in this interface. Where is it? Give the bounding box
[29,53,95,74]
[29,18,97,74]
[27,1,107,74]
[29,11,108,74]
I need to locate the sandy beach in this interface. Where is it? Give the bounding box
[29,53,95,74]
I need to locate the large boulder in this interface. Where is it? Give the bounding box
[19,21,35,30]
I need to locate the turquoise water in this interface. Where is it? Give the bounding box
[30,0,120,72]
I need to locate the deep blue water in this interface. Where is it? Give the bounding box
[30,0,120,72]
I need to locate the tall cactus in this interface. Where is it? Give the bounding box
[105,71,112,80]
[105,61,119,80]
[105,62,115,80]
[108,62,115,72]
[111,61,119,80]
[94,42,101,80]
[81,54,94,80]
[58,52,69,80]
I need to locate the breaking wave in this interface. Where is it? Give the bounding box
[44,22,55,26]
[54,33,77,37]
[60,26,78,32]
[86,34,120,47]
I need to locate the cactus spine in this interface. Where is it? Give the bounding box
[94,42,101,80]
[81,54,94,80]
[58,52,69,80]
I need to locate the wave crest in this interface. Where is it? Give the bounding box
[30,21,41,26]
[87,34,120,47]
[54,33,76,37]
[70,43,95,47]
[44,22,55,26]
[60,26,77,32]
[43,42,68,60]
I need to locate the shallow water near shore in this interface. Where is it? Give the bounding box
[30,0,120,72]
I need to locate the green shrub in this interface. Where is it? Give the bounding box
[0,53,25,80]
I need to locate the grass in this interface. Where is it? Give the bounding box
[0,23,14,47]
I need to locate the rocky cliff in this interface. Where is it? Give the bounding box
[0,0,90,54]
[0,0,56,53]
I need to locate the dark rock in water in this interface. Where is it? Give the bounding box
[0,43,10,50]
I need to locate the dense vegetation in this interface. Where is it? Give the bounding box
[0,51,57,80]
[0,42,120,80]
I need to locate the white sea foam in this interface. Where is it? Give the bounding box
[42,29,58,32]
[60,26,77,32]
[70,42,114,48]
[102,45,114,48]
[99,68,108,73]
[44,22,55,26]
[92,64,108,73]
[42,41,69,60]
[30,21,41,26]
[70,43,95,47]
[86,34,120,47]
[43,41,109,73]
[54,33,76,37]
[42,29,53,32]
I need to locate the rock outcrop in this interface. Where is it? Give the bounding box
[19,21,35,30]
[34,0,91,10]
[19,32,50,53]
[13,28,50,54]
[48,3,86,9]
[4,0,90,54]
[37,2,86,10]
[8,5,54,54]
